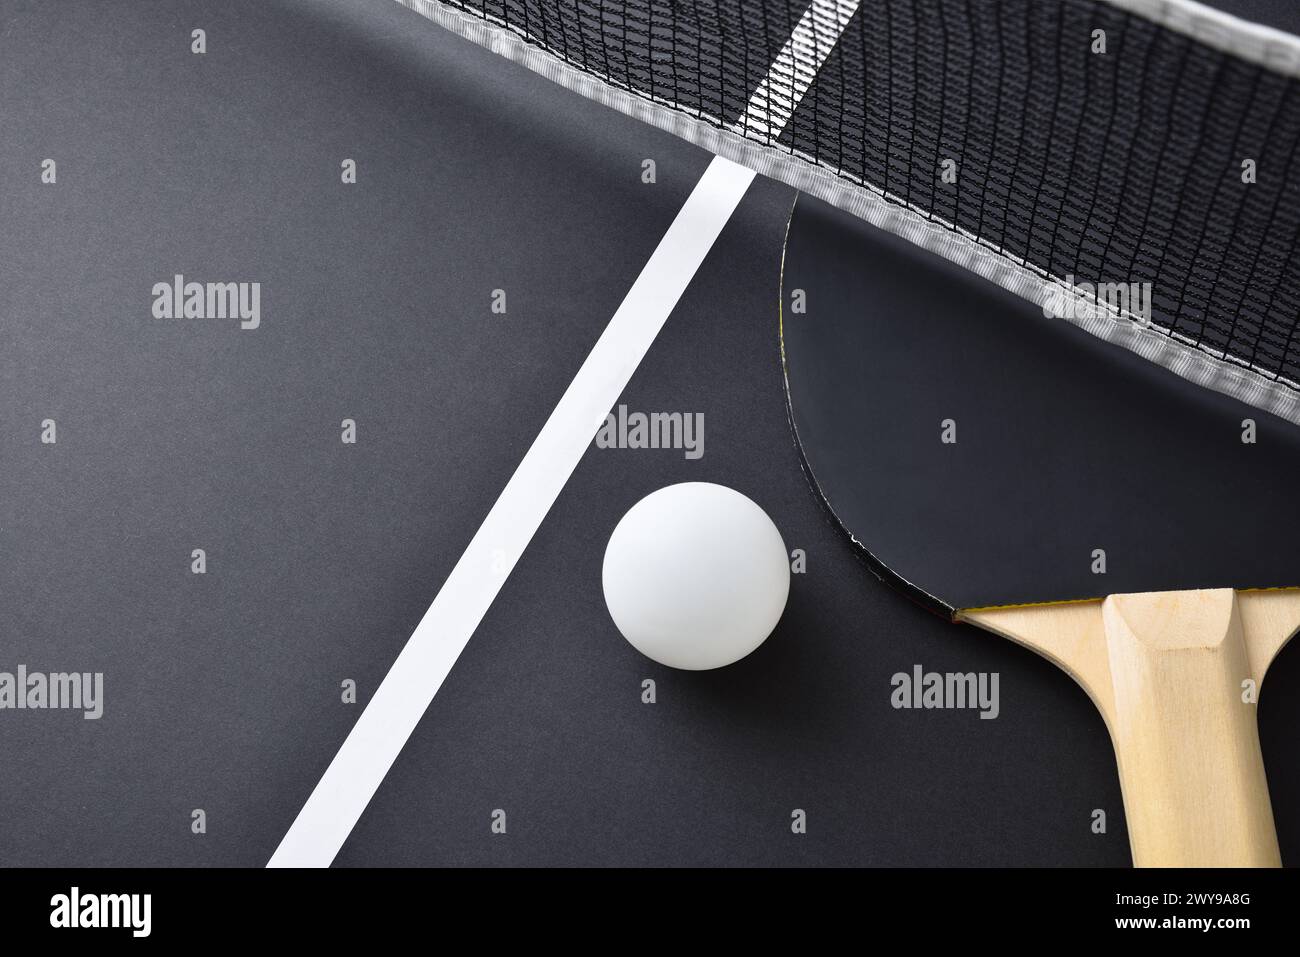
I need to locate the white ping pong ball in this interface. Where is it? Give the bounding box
[602,482,791,670]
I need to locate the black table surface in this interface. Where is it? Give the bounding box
[1,0,1297,867]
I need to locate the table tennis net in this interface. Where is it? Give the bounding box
[403,0,1300,425]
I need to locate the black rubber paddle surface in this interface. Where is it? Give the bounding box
[780,195,1300,614]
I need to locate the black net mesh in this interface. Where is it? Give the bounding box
[435,0,1300,393]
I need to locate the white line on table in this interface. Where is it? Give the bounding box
[270,0,860,867]
[732,0,862,142]
[268,156,754,867]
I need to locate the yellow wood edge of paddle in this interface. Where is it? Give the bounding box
[959,585,1300,620]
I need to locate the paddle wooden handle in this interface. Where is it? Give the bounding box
[1102,592,1279,867]
[965,588,1299,867]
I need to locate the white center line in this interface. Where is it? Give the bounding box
[269,156,755,868]
[270,0,860,868]
[732,0,862,142]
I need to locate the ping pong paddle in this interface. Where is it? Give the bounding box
[779,195,1300,867]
